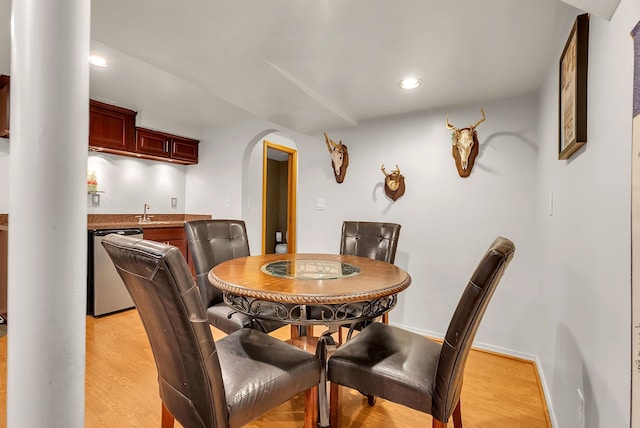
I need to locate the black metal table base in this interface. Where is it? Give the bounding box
[222,293,397,325]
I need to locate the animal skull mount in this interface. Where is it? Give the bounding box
[324,133,349,183]
[381,164,405,201]
[446,109,486,178]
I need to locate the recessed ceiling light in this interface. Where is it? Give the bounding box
[398,77,422,90]
[89,54,108,68]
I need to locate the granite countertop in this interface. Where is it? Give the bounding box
[87,214,211,230]
[0,213,212,231]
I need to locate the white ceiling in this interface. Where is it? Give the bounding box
[0,0,622,137]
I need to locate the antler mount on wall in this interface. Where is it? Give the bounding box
[446,109,486,178]
[381,164,405,201]
[324,133,349,183]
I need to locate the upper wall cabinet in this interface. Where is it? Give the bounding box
[89,100,199,165]
[89,99,137,152]
[170,136,200,163]
[136,127,171,158]
[136,127,199,164]
[0,75,9,138]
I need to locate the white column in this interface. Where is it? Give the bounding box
[8,0,90,426]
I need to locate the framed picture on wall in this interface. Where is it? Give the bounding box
[558,13,589,160]
[630,19,640,428]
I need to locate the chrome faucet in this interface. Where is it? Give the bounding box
[135,203,154,223]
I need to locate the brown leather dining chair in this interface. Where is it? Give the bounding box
[101,234,323,428]
[338,221,401,341]
[328,236,515,428]
[184,219,285,334]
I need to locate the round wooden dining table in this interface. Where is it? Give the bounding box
[207,253,411,327]
[208,253,411,428]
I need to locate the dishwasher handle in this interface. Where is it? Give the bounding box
[90,228,144,237]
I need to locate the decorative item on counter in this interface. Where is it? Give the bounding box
[380,164,405,201]
[446,109,485,178]
[87,170,98,192]
[324,133,349,183]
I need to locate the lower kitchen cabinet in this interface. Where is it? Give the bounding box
[143,227,195,276]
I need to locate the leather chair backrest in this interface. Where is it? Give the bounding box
[184,220,250,309]
[340,221,401,263]
[101,234,228,428]
[431,236,515,422]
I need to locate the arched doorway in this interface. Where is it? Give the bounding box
[262,140,297,254]
[241,131,297,255]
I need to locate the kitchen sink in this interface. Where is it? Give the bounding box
[137,220,181,225]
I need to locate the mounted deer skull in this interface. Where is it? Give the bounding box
[446,109,485,178]
[324,133,349,183]
[381,164,405,201]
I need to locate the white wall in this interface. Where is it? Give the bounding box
[0,145,190,217]
[188,92,540,357]
[87,152,187,215]
[185,121,299,252]
[299,96,540,355]
[185,119,276,218]
[535,3,638,427]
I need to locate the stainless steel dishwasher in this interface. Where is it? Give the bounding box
[87,228,143,316]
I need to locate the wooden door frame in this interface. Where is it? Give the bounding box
[262,140,297,254]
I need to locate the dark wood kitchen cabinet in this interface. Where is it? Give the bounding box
[88,100,198,165]
[89,99,137,153]
[0,75,9,138]
[142,226,195,276]
[136,127,199,164]
[171,136,199,163]
[136,128,171,159]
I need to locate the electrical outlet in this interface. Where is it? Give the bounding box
[577,389,585,428]
[171,197,177,208]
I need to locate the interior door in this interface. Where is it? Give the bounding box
[262,140,297,254]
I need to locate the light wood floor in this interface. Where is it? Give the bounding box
[0,310,551,427]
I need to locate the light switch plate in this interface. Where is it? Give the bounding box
[91,193,100,207]
[171,197,177,208]
[315,198,326,210]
